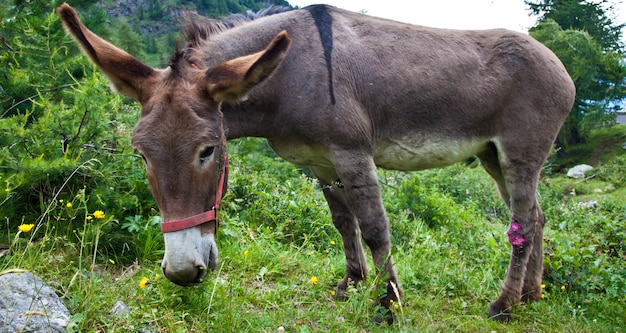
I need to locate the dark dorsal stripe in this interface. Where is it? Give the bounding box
[305,5,336,105]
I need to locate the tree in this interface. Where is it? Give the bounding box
[116,22,144,59]
[1,0,109,116]
[526,0,626,146]
[526,0,625,52]
[530,20,625,146]
[1,0,153,234]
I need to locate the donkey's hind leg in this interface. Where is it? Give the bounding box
[478,142,544,321]
[312,167,369,300]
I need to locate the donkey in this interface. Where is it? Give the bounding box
[58,3,575,322]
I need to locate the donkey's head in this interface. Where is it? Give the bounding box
[57,3,290,286]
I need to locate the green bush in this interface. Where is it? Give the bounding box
[0,5,156,262]
[223,138,337,247]
[596,154,626,188]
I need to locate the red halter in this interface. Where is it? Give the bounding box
[160,136,228,233]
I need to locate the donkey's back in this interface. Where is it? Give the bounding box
[254,5,574,173]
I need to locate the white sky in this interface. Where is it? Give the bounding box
[287,0,626,35]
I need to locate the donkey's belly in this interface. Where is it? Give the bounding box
[267,140,334,167]
[373,136,489,171]
[268,137,489,171]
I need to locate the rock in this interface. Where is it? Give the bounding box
[577,200,598,209]
[567,164,593,179]
[0,271,70,333]
[111,300,130,319]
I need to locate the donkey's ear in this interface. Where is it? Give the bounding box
[57,3,157,101]
[205,31,291,102]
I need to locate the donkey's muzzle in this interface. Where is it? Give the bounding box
[162,262,208,286]
[161,245,214,286]
[161,227,219,286]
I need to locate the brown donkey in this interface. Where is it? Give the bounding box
[58,3,575,322]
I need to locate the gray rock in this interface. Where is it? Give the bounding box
[111,300,130,319]
[0,271,70,333]
[567,164,593,179]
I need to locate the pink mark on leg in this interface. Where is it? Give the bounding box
[507,219,525,246]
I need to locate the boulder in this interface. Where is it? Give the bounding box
[567,164,593,179]
[0,271,70,333]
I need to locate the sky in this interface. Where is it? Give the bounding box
[287,0,626,35]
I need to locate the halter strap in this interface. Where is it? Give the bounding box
[160,136,228,233]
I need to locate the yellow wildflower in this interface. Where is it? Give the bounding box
[243,250,249,256]
[561,285,566,291]
[18,224,35,233]
[541,284,546,289]
[109,259,115,265]
[330,240,336,245]
[139,276,149,289]
[93,210,105,219]
[331,291,336,296]
[541,294,546,299]
[66,202,72,208]
[310,276,318,285]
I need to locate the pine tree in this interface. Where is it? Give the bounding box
[526,0,626,146]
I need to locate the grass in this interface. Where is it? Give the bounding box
[1,133,625,332]
[551,124,626,170]
[4,224,623,332]
[2,7,624,331]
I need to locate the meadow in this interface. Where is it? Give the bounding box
[1,32,625,330]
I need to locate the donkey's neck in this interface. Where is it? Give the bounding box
[198,10,304,140]
[221,101,277,139]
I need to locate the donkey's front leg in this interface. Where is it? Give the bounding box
[313,165,369,298]
[331,151,403,314]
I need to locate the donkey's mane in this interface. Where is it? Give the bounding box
[168,6,291,71]
[183,6,292,47]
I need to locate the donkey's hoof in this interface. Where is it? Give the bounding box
[488,303,511,322]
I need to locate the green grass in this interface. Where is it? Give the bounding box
[2,8,624,331]
[2,134,625,332]
[551,124,626,170]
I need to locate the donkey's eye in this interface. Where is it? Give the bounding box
[199,146,215,164]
